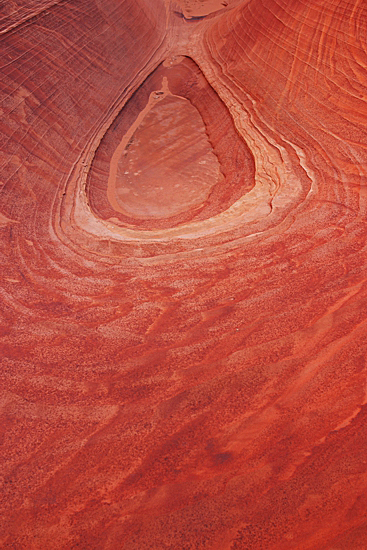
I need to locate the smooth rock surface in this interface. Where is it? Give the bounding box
[1,0,367,548]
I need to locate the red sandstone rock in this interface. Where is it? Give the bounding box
[1,0,367,548]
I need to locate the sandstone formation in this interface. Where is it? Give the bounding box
[1,0,367,548]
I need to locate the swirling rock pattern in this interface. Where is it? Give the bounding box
[1,0,367,548]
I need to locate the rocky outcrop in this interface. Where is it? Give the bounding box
[1,0,367,548]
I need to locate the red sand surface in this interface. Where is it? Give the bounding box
[1,0,367,548]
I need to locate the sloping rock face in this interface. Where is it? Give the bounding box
[1,0,367,548]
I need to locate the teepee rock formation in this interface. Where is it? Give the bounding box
[1,0,367,547]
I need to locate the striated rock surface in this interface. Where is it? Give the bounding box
[1,0,367,548]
